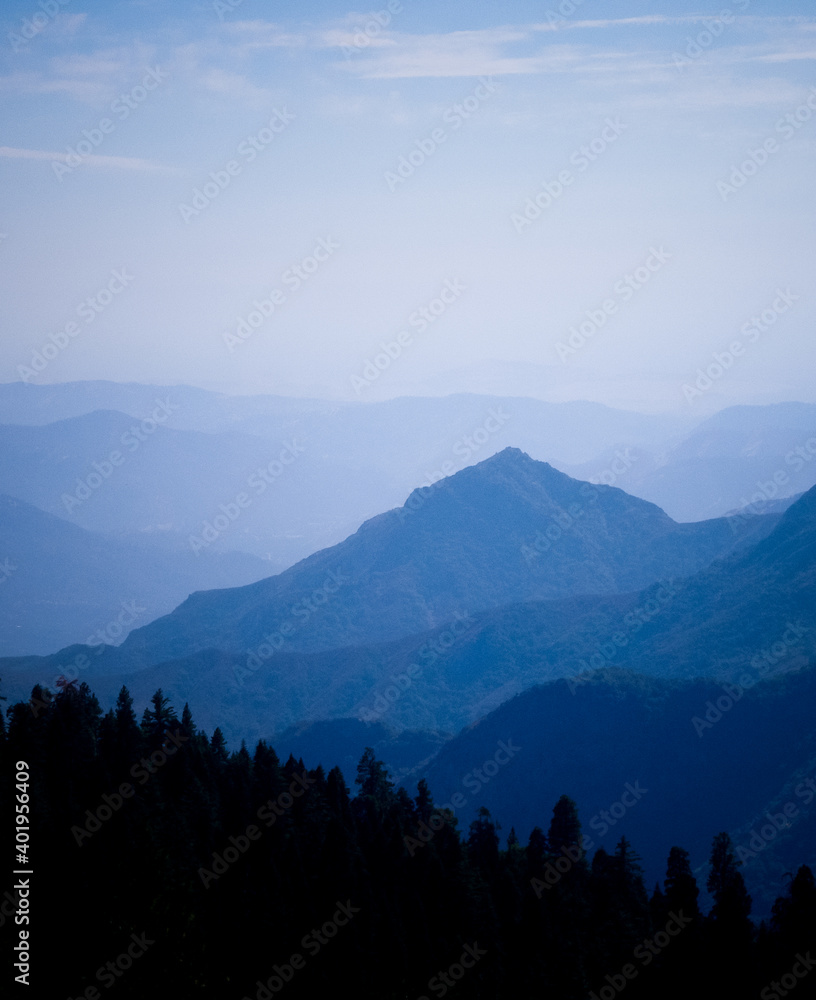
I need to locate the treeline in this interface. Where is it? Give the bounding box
[1,682,814,998]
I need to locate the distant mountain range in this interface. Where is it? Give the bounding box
[1,382,813,540]
[416,664,816,918]
[49,448,783,664]
[2,415,814,922]
[214,662,816,918]
[1,382,812,652]
[0,493,271,655]
[4,449,810,737]
[585,401,816,522]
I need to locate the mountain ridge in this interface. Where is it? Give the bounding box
[113,446,778,666]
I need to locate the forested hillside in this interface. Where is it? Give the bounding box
[2,681,814,999]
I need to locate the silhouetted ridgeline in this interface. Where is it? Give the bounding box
[1,681,815,998]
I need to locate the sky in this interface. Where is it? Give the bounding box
[1,0,815,413]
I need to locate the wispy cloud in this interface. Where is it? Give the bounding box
[332,27,547,79]
[564,16,701,29]
[197,67,272,102]
[562,15,814,30]
[319,29,398,50]
[0,145,181,174]
[221,20,308,50]
[323,16,816,117]
[0,44,160,103]
[753,50,816,62]
[0,70,116,103]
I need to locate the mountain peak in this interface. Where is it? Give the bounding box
[398,446,571,516]
[780,482,816,524]
[484,445,531,463]
[479,446,554,472]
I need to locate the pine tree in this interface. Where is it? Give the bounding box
[664,845,701,922]
[209,726,229,763]
[771,865,816,954]
[548,794,584,859]
[707,831,752,928]
[705,832,754,993]
[355,746,394,802]
[467,807,501,874]
[141,688,179,747]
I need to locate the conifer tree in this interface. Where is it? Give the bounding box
[664,845,701,921]
[707,831,752,928]
[141,688,179,746]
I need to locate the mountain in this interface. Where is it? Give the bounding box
[0,494,273,656]
[593,402,816,521]
[0,381,700,564]
[108,448,777,666]
[726,492,803,516]
[272,718,451,784]
[415,665,816,917]
[0,408,360,568]
[0,379,690,462]
[0,394,685,570]
[0,451,791,742]
[6,380,815,523]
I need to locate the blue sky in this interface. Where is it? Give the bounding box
[1,0,815,411]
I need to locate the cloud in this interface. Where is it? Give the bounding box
[753,50,816,63]
[220,20,307,50]
[49,12,88,37]
[561,16,698,29]
[0,44,161,104]
[322,17,816,124]
[0,146,182,174]
[328,11,814,74]
[197,67,272,102]
[319,29,398,51]
[0,70,113,103]
[332,28,552,79]
[563,15,815,30]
